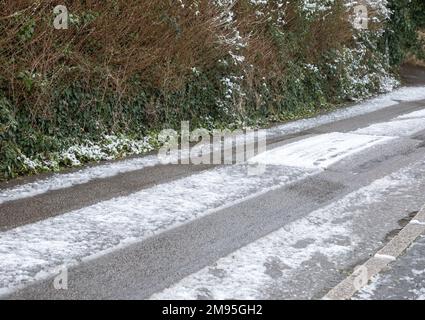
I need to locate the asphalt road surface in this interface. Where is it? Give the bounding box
[1,66,425,300]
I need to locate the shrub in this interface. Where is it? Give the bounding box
[384,0,425,65]
[0,0,418,180]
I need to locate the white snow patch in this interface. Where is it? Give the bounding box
[355,118,425,137]
[249,132,392,169]
[397,108,425,120]
[354,275,382,300]
[410,288,425,300]
[0,155,159,205]
[374,254,396,261]
[410,220,425,226]
[412,269,425,276]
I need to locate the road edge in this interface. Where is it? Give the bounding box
[324,204,425,300]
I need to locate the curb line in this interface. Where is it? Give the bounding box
[324,205,425,300]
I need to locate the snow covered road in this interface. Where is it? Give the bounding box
[1,87,425,299]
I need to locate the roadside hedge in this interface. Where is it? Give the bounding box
[0,0,423,180]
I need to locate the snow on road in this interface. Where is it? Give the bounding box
[0,155,158,205]
[0,165,316,294]
[0,130,397,294]
[150,162,425,300]
[397,108,425,119]
[354,105,425,137]
[1,86,425,205]
[355,118,425,137]
[249,133,392,169]
[267,87,425,138]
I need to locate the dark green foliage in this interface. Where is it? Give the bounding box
[384,0,425,66]
[0,95,22,179]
